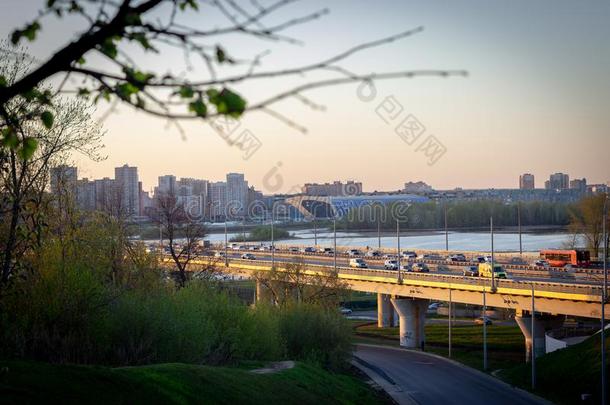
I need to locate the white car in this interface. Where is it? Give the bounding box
[214,251,226,258]
[401,251,417,259]
[384,260,399,270]
[347,249,362,256]
[366,250,381,257]
[241,253,256,260]
[349,258,368,268]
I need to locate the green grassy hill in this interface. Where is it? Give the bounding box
[0,360,384,405]
[500,331,610,404]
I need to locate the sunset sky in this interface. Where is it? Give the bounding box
[1,0,608,194]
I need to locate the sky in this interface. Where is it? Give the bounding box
[1,0,609,194]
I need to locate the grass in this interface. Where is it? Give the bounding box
[499,332,610,405]
[352,320,525,371]
[0,360,386,405]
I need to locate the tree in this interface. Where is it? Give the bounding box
[0,51,104,286]
[151,192,208,287]
[254,258,348,307]
[0,0,466,154]
[569,194,609,259]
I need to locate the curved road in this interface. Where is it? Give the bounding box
[354,344,547,405]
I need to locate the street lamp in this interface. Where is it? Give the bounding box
[602,195,608,405]
[271,205,275,268]
[444,202,449,251]
[224,220,228,267]
[490,216,496,292]
[397,219,401,283]
[333,217,337,273]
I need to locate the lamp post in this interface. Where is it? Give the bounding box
[333,217,337,273]
[531,284,536,390]
[491,216,495,292]
[314,217,318,247]
[602,195,608,405]
[449,288,452,358]
[483,288,488,371]
[224,220,228,267]
[271,206,275,268]
[518,202,523,256]
[397,219,401,282]
[444,203,449,251]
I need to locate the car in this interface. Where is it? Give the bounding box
[532,260,550,268]
[301,246,316,253]
[241,253,256,260]
[412,263,430,273]
[384,259,399,270]
[447,254,466,262]
[248,245,259,251]
[214,251,226,258]
[320,247,334,255]
[475,316,493,326]
[420,253,443,261]
[509,257,527,265]
[339,307,353,315]
[463,265,479,276]
[347,249,362,256]
[473,256,486,263]
[366,250,381,257]
[428,302,441,311]
[483,255,493,262]
[288,247,299,252]
[563,263,576,271]
[349,258,368,268]
[401,251,417,259]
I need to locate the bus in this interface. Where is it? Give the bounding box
[539,249,590,267]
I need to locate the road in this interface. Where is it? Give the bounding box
[221,250,599,285]
[354,344,546,405]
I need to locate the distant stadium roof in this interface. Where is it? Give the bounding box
[285,194,429,218]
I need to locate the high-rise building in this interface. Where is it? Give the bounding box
[94,177,115,211]
[226,173,248,217]
[115,164,140,216]
[545,173,569,190]
[569,178,587,193]
[76,178,96,211]
[50,165,77,196]
[209,181,227,220]
[157,175,176,196]
[519,173,535,190]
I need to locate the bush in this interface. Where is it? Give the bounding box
[278,304,352,370]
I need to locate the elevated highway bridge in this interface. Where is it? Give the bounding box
[180,250,608,360]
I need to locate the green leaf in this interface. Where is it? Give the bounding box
[116,82,140,99]
[2,127,18,149]
[17,138,38,160]
[124,12,142,25]
[209,88,246,117]
[178,85,194,99]
[11,21,41,44]
[0,75,7,88]
[77,56,86,65]
[215,46,227,63]
[188,99,207,117]
[99,37,118,59]
[41,111,54,129]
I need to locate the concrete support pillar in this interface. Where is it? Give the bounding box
[391,298,428,349]
[377,293,393,328]
[515,312,564,362]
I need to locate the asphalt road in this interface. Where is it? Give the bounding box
[224,250,597,285]
[354,344,546,405]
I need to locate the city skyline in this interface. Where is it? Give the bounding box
[2,0,609,193]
